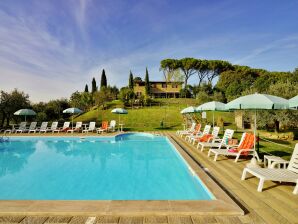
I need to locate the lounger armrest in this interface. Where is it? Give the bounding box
[227,144,239,149]
[237,148,254,154]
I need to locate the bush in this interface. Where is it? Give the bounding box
[36,112,47,122]
[179,88,192,98]
[144,95,152,106]
[119,87,135,106]
[196,91,212,104]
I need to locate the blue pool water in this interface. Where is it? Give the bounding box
[0,133,214,200]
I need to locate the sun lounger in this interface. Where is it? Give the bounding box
[15,122,27,133]
[208,132,260,162]
[38,122,48,133]
[108,120,116,132]
[242,143,298,194]
[97,121,109,134]
[198,129,234,152]
[26,122,37,133]
[176,122,196,135]
[180,123,201,138]
[5,123,22,134]
[192,126,220,146]
[47,122,59,133]
[4,129,11,134]
[56,122,70,133]
[187,125,211,143]
[82,122,96,133]
[67,122,82,133]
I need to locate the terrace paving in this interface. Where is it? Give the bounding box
[0,132,297,223]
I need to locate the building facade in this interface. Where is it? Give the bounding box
[134,81,183,98]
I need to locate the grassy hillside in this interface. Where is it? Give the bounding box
[74,99,235,131]
[74,99,297,158]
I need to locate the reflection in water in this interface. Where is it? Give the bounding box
[0,138,170,178]
[0,136,212,200]
[0,141,35,177]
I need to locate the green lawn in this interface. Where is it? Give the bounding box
[74,99,297,158]
[230,131,297,160]
[74,104,235,132]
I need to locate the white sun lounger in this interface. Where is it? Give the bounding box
[4,122,26,134]
[198,129,234,152]
[15,122,27,133]
[67,122,82,133]
[38,122,48,133]
[47,122,59,133]
[241,143,298,194]
[192,126,220,146]
[59,122,70,132]
[180,124,201,138]
[108,120,116,132]
[187,125,211,143]
[82,122,96,133]
[26,122,37,133]
[176,123,196,135]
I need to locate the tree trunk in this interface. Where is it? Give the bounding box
[274,120,280,133]
[6,117,10,127]
[184,77,188,88]
[0,112,5,127]
[198,78,203,87]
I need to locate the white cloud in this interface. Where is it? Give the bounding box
[0,9,88,102]
[234,35,298,65]
[1,0,297,103]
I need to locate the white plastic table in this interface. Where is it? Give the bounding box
[82,123,88,131]
[263,155,289,169]
[119,124,124,132]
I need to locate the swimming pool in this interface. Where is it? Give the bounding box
[0,133,214,200]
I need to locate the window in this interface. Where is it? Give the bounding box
[171,84,178,88]
[151,84,156,88]
[162,83,167,88]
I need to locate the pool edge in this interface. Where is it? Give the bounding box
[0,132,244,216]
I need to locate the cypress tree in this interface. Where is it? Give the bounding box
[129,71,134,90]
[100,69,107,89]
[145,67,150,95]
[91,77,97,93]
[84,84,89,92]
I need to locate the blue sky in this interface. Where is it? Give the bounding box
[0,0,298,102]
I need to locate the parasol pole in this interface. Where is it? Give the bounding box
[118,114,120,132]
[254,109,257,152]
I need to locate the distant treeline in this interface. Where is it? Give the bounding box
[1,59,297,130]
[160,58,298,101]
